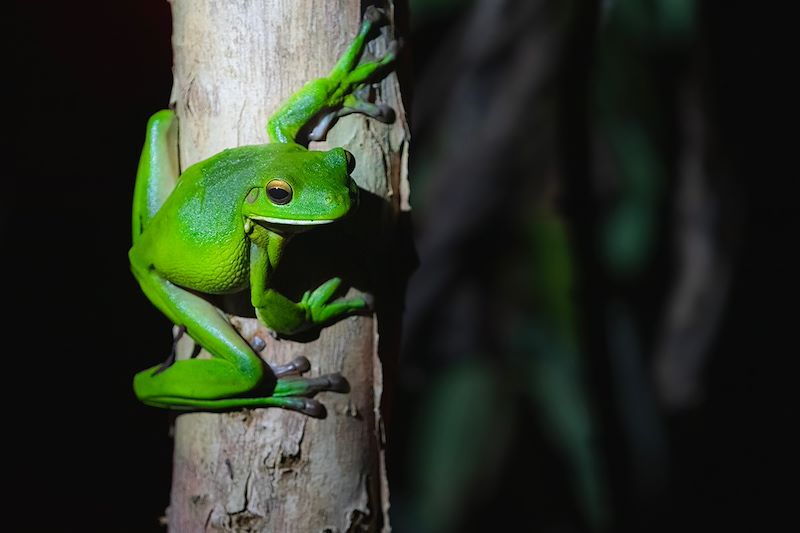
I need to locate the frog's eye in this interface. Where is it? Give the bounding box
[266,179,292,205]
[344,150,356,174]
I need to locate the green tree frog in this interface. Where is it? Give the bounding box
[129,7,396,416]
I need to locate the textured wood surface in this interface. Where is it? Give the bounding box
[165,1,408,530]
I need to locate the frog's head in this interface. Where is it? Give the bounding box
[242,146,359,233]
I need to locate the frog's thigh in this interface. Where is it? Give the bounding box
[134,358,261,401]
[130,255,266,397]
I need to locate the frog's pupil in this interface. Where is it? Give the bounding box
[268,187,289,202]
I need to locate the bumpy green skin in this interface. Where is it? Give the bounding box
[129,9,395,413]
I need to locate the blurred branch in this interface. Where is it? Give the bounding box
[404,0,569,359]
[652,68,735,410]
[400,1,610,532]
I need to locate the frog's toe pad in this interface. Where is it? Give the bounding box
[270,356,312,378]
[371,103,395,123]
[364,5,386,25]
[387,38,403,57]
[285,397,326,418]
[361,293,376,311]
[320,373,350,393]
[298,373,351,395]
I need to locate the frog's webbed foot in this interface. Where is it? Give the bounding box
[301,277,371,326]
[255,355,349,418]
[270,357,349,396]
[346,85,397,123]
[253,277,371,336]
[308,86,397,142]
[272,371,351,418]
[308,34,401,142]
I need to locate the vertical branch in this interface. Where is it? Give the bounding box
[164,1,409,531]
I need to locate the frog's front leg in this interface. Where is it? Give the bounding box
[131,109,179,240]
[249,240,368,336]
[267,6,398,145]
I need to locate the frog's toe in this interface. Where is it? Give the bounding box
[301,399,326,418]
[385,38,402,60]
[275,372,351,397]
[311,296,369,325]
[270,356,312,378]
[276,397,326,418]
[374,103,395,123]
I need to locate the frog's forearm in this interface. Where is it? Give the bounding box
[249,241,367,334]
[249,240,308,333]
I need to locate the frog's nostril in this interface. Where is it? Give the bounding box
[326,193,345,207]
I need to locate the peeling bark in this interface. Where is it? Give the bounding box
[163,1,409,531]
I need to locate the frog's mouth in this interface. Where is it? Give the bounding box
[250,216,335,226]
[249,215,336,235]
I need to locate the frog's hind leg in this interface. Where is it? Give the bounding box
[131,109,179,243]
[130,252,270,393]
[140,373,350,417]
[130,259,349,416]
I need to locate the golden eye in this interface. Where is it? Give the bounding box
[344,150,356,174]
[266,179,292,205]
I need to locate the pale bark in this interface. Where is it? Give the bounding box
[164,1,409,531]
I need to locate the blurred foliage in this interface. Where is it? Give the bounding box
[409,0,475,27]
[389,0,757,532]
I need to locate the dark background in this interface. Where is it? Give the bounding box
[9,1,176,529]
[7,1,791,532]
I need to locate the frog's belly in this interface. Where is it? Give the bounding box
[153,237,250,294]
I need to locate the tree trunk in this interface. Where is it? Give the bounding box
[164,1,409,531]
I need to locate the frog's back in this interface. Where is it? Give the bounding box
[133,144,293,293]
